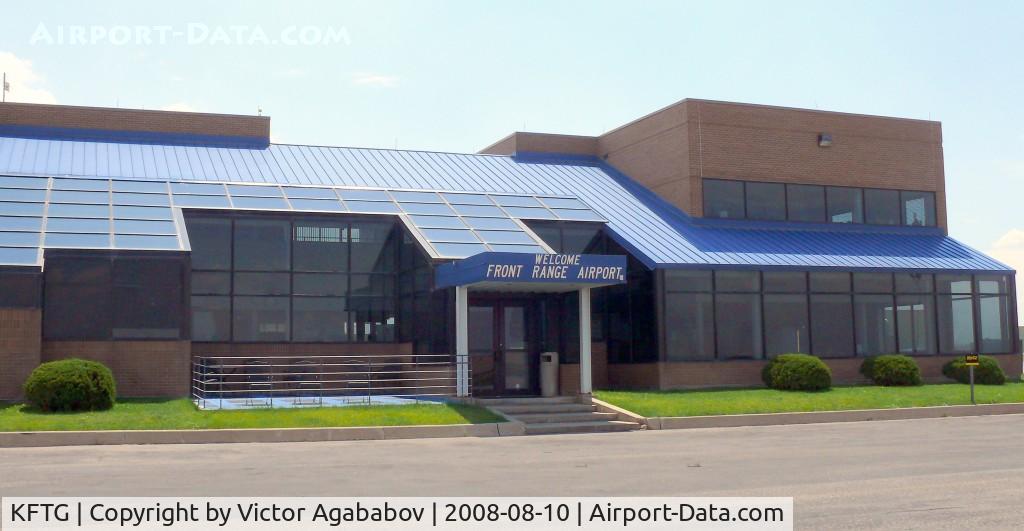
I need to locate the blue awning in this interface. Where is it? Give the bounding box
[436,252,627,292]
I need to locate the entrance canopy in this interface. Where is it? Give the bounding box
[436,252,627,293]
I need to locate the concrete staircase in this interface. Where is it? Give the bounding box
[477,396,640,435]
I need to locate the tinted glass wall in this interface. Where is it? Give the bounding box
[43,252,186,340]
[0,269,42,308]
[703,178,938,227]
[186,214,398,343]
[662,270,1016,361]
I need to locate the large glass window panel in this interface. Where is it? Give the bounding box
[461,217,516,230]
[171,195,231,208]
[715,270,760,292]
[451,204,504,217]
[763,271,807,293]
[350,274,394,297]
[233,272,290,295]
[50,190,108,204]
[527,224,562,252]
[810,272,850,293]
[936,274,973,294]
[113,206,173,220]
[44,233,110,248]
[293,273,347,296]
[978,295,1013,353]
[230,196,289,210]
[171,182,225,195]
[338,189,392,201]
[664,292,715,361]
[703,179,744,219]
[399,202,455,215]
[665,270,712,292]
[896,295,937,354]
[191,296,230,341]
[764,294,809,355]
[232,296,289,341]
[113,220,177,235]
[349,297,395,342]
[714,293,763,359]
[350,222,395,272]
[0,247,39,265]
[191,272,230,295]
[113,277,183,340]
[492,195,542,207]
[293,222,348,272]
[864,189,900,225]
[47,203,109,218]
[0,216,43,231]
[2,189,47,202]
[185,217,231,270]
[895,273,933,293]
[112,180,167,193]
[113,234,180,249]
[900,191,936,227]
[442,193,492,205]
[502,206,556,219]
[410,215,468,229]
[0,202,44,217]
[421,228,480,243]
[786,184,825,222]
[476,230,534,245]
[561,226,603,254]
[540,197,588,209]
[937,293,976,353]
[810,294,854,357]
[390,191,441,203]
[433,242,488,257]
[0,271,41,307]
[287,199,344,213]
[489,244,546,253]
[744,182,786,221]
[111,192,170,206]
[827,187,864,223]
[293,297,350,342]
[233,218,290,271]
[51,178,108,191]
[0,232,40,246]
[976,275,1009,295]
[227,184,283,197]
[44,283,111,339]
[853,273,893,293]
[342,200,401,214]
[0,175,48,188]
[854,294,896,356]
[283,187,337,200]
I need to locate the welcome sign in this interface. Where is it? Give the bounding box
[436,252,628,289]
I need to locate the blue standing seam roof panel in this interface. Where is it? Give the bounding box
[0,135,1012,273]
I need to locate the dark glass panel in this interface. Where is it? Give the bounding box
[0,271,42,308]
[900,191,936,227]
[714,293,763,359]
[350,221,395,272]
[111,258,184,339]
[703,179,744,219]
[853,273,893,293]
[232,296,289,341]
[895,273,933,293]
[810,272,850,293]
[191,296,230,341]
[745,182,786,221]
[293,273,347,296]
[854,294,896,356]
[293,221,349,272]
[764,294,809,355]
[560,226,602,254]
[528,224,562,252]
[43,283,111,339]
[978,295,1013,354]
[715,270,760,292]
[810,294,854,357]
[937,293,976,353]
[350,274,394,297]
[349,297,395,342]
[864,188,900,225]
[665,270,713,292]
[664,292,715,361]
[896,295,937,354]
[936,274,973,294]
[763,271,807,293]
[827,187,864,223]
[292,297,350,342]
[976,275,1009,295]
[786,184,825,222]
[233,272,290,295]
[185,217,231,270]
[191,272,230,295]
[233,218,290,271]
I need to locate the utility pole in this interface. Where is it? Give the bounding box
[2,72,8,103]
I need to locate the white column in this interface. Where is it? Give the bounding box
[455,286,470,397]
[579,287,592,395]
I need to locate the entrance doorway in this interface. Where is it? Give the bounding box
[468,299,537,396]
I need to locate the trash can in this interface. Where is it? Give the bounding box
[540,352,559,397]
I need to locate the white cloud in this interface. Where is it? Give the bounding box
[0,51,57,104]
[350,72,399,88]
[988,229,1024,325]
[159,102,199,113]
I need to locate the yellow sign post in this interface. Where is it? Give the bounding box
[965,354,979,404]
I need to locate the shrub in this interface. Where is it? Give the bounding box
[942,355,1007,385]
[764,354,832,391]
[868,355,922,386]
[23,359,116,412]
[859,356,877,380]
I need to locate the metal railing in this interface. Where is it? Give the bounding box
[191,354,465,410]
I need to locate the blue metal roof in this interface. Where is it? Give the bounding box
[0,134,1011,272]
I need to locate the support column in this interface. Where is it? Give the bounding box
[455,286,470,397]
[579,287,592,395]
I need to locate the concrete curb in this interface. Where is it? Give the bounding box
[636,402,1024,430]
[0,421,524,448]
[591,397,648,425]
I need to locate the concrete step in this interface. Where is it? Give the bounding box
[492,403,595,415]
[475,396,579,406]
[513,411,618,424]
[524,420,639,435]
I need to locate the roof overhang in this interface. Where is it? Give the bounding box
[435,252,627,293]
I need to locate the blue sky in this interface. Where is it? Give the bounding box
[3,0,1024,301]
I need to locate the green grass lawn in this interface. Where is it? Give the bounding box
[0,399,505,432]
[595,383,1024,418]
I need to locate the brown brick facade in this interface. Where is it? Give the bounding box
[0,308,42,400]
[41,341,192,398]
[557,342,608,395]
[0,102,269,143]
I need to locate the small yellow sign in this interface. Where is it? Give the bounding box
[965,354,980,366]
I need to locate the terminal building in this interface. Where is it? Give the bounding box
[0,99,1018,401]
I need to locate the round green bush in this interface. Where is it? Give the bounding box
[765,354,832,391]
[942,355,1006,385]
[23,359,116,412]
[859,356,877,380]
[868,355,922,386]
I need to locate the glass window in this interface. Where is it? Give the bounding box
[234,219,290,271]
[810,294,854,357]
[112,180,167,193]
[976,275,1009,295]
[810,272,849,293]
[0,216,43,231]
[442,193,492,205]
[344,200,401,214]
[114,234,180,250]
[349,297,395,342]
[338,189,391,201]
[763,271,806,293]
[231,196,289,210]
[827,187,864,223]
[172,195,231,208]
[227,184,283,197]
[289,199,343,213]
[978,295,1012,353]
[111,192,170,207]
[191,296,230,341]
[171,182,225,195]
[293,222,348,272]
[936,274,973,294]
[411,215,468,229]
[421,228,480,243]
[541,197,588,209]
[665,292,715,360]
[854,294,896,356]
[561,226,603,254]
[350,222,395,272]
[665,270,712,292]
[0,202,44,217]
[0,271,41,308]
[714,293,763,359]
[461,217,516,230]
[113,219,177,235]
[293,273,347,296]
[191,272,230,295]
[233,272,290,295]
[45,233,110,248]
[703,179,744,219]
[47,203,109,218]
[492,195,542,207]
[895,273,933,293]
[528,224,562,252]
[764,294,809,356]
[112,259,183,339]
[896,295,936,354]
[351,274,394,297]
[715,270,760,292]
[113,205,174,220]
[185,217,231,270]
[43,258,112,340]
[853,273,893,293]
[864,189,900,225]
[745,182,785,221]
[900,191,936,227]
[233,296,289,341]
[293,297,350,342]
[786,184,825,222]
[52,178,108,191]
[937,293,975,353]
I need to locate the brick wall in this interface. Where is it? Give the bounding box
[41,341,192,398]
[558,342,608,395]
[0,102,269,143]
[0,308,42,400]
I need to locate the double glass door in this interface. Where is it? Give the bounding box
[468,300,536,396]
